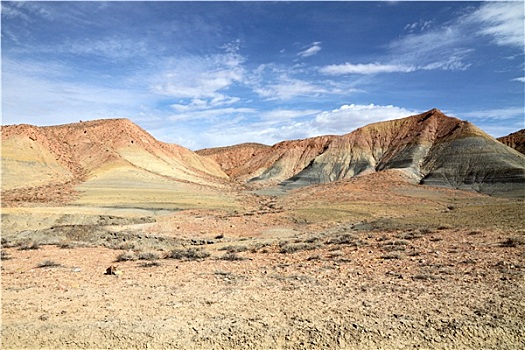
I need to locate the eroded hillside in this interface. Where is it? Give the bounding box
[199,109,525,196]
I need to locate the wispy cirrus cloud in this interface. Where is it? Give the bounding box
[310,104,417,134]
[470,1,524,49]
[320,62,416,75]
[151,45,245,102]
[253,75,332,100]
[457,107,525,121]
[321,2,523,78]
[298,42,322,58]
[1,59,150,126]
[158,103,418,149]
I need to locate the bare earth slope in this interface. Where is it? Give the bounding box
[498,129,525,155]
[1,119,230,206]
[197,143,271,178]
[1,119,240,234]
[200,109,525,196]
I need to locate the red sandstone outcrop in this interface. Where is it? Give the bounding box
[498,129,525,155]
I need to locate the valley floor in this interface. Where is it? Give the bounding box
[1,178,524,349]
[2,203,525,349]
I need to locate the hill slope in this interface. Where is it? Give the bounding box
[1,119,231,206]
[200,109,525,196]
[498,129,525,155]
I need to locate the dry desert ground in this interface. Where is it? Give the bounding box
[2,174,524,349]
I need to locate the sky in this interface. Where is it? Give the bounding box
[2,1,524,150]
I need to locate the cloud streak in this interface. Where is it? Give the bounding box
[320,62,416,75]
[298,42,322,58]
[471,1,525,49]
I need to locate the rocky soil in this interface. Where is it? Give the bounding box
[2,177,524,349]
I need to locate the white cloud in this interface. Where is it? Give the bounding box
[298,42,322,58]
[151,46,245,100]
[1,60,150,126]
[320,62,416,75]
[512,77,525,83]
[404,20,433,33]
[310,104,417,134]
[253,75,331,100]
[471,2,525,49]
[421,53,472,71]
[457,107,525,121]
[64,37,151,60]
[156,103,419,149]
[259,109,320,121]
[168,107,256,122]
[170,96,241,112]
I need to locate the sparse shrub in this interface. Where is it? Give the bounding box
[58,240,82,249]
[468,230,482,236]
[115,252,137,262]
[138,252,160,260]
[500,236,525,248]
[115,242,135,250]
[218,245,248,253]
[219,252,245,261]
[214,270,232,276]
[279,243,317,254]
[18,241,41,251]
[307,255,321,261]
[250,242,270,253]
[325,234,361,246]
[166,248,210,260]
[381,253,402,260]
[327,251,342,259]
[304,236,319,244]
[382,240,409,252]
[400,232,423,240]
[37,260,61,268]
[420,228,434,234]
[1,250,12,260]
[140,261,161,268]
[412,274,440,281]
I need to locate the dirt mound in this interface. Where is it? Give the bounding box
[498,129,525,155]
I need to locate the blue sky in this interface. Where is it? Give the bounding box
[2,1,524,149]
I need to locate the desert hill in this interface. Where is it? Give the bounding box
[196,143,271,178]
[199,109,525,196]
[498,129,525,155]
[1,119,233,207]
[1,118,227,187]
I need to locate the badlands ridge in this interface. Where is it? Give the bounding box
[3,108,524,207]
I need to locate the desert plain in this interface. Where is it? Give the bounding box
[1,110,524,349]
